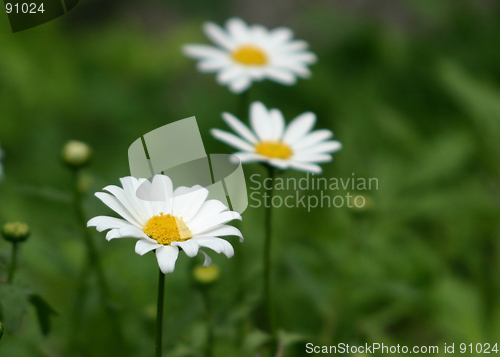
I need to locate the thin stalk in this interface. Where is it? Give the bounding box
[72,171,108,297]
[263,166,276,336]
[201,287,214,357]
[235,88,250,346]
[237,88,251,120]
[7,242,18,284]
[70,169,125,352]
[156,269,166,357]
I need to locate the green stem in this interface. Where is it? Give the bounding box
[263,166,276,336]
[7,242,18,284]
[71,169,126,352]
[156,269,166,357]
[73,171,107,295]
[201,287,214,357]
[237,88,251,120]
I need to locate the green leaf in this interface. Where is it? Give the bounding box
[0,284,29,334]
[242,329,272,353]
[28,293,57,336]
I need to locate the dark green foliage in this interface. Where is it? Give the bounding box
[28,294,58,336]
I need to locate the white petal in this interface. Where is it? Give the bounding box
[250,24,269,41]
[282,112,316,144]
[103,185,146,225]
[211,129,255,152]
[197,59,230,72]
[106,229,121,241]
[188,199,228,226]
[203,22,235,50]
[246,67,267,80]
[287,64,312,78]
[200,250,212,267]
[292,154,332,163]
[95,192,143,228]
[87,216,130,232]
[250,101,273,141]
[226,18,250,42]
[194,237,234,258]
[195,224,244,242]
[268,158,291,170]
[289,161,322,173]
[230,152,266,164]
[228,75,252,94]
[269,109,285,140]
[277,40,309,52]
[222,112,258,144]
[118,225,152,241]
[183,44,229,60]
[172,185,209,221]
[298,141,342,155]
[149,175,174,216]
[292,129,333,150]
[265,67,297,85]
[193,237,223,253]
[155,245,179,274]
[269,27,294,44]
[190,211,242,236]
[286,52,317,64]
[120,177,153,218]
[272,59,312,77]
[135,239,160,256]
[216,66,245,85]
[172,240,200,257]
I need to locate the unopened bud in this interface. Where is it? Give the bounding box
[61,140,92,169]
[192,264,220,285]
[2,222,30,243]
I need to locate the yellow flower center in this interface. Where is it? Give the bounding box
[255,141,293,159]
[143,213,192,245]
[231,45,268,66]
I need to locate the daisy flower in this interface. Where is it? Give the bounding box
[211,101,342,174]
[183,18,317,93]
[87,175,243,274]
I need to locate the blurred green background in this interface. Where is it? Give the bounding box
[1,0,500,356]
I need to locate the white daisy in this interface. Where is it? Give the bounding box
[183,17,317,94]
[87,175,243,274]
[211,101,342,174]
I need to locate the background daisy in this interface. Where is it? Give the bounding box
[211,101,342,173]
[88,175,243,274]
[183,18,317,93]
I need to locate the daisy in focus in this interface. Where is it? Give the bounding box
[183,18,317,93]
[88,175,243,274]
[211,101,342,174]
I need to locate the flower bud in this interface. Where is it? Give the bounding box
[0,321,3,340]
[61,140,92,169]
[2,222,30,243]
[192,264,220,285]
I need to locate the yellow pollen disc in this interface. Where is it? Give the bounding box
[231,45,268,66]
[255,141,293,159]
[143,213,192,245]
